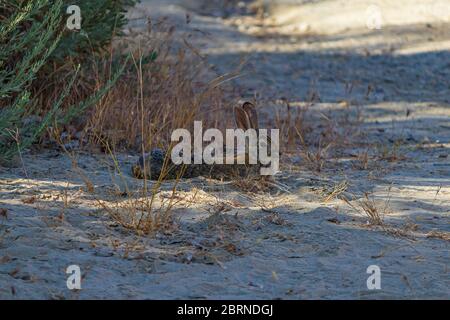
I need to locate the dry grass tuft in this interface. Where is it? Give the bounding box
[96,189,181,236]
[85,19,231,153]
[355,149,370,170]
[377,140,407,162]
[358,193,385,226]
[231,175,276,193]
[426,230,450,241]
[342,187,392,226]
[273,95,364,173]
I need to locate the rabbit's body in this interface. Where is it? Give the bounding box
[131,148,260,180]
[131,102,266,180]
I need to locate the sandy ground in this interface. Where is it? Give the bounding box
[0,0,449,299]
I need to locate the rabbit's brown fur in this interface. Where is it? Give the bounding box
[132,102,264,180]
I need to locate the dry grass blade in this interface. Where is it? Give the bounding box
[322,180,349,203]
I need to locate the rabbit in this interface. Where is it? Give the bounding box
[131,102,268,180]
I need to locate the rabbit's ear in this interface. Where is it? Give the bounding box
[235,105,251,131]
[242,102,258,130]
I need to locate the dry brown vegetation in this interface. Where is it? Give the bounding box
[43,19,243,235]
[83,20,233,153]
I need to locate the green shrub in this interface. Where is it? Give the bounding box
[55,0,138,61]
[0,0,135,163]
[1,0,138,63]
[0,0,64,162]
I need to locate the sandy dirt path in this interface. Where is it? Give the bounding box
[0,0,448,299]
